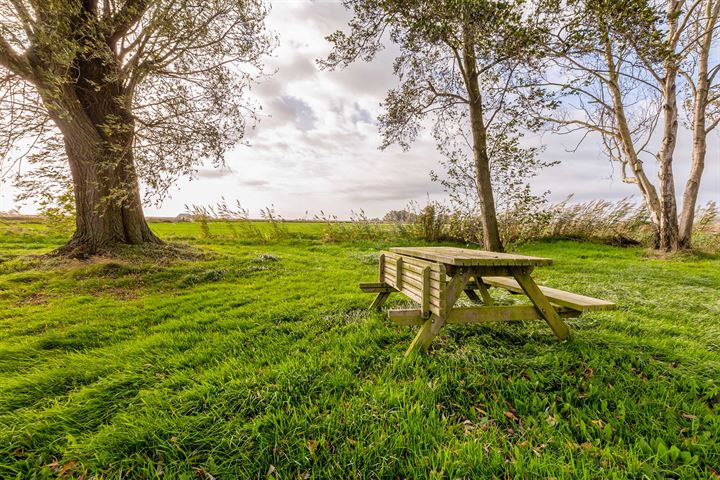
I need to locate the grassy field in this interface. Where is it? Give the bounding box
[1,220,718,479]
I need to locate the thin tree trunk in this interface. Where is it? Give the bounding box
[656,1,681,252]
[462,30,503,252]
[679,86,708,249]
[678,0,719,248]
[657,78,680,253]
[602,36,663,245]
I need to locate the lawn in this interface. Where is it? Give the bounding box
[1,220,718,479]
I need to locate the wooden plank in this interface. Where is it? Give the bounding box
[385,265,423,289]
[390,263,526,281]
[421,266,430,318]
[385,270,443,314]
[384,256,445,283]
[389,309,427,326]
[384,271,421,296]
[382,251,437,269]
[396,257,404,289]
[379,253,386,283]
[483,276,616,312]
[359,282,395,293]
[405,269,471,356]
[385,267,443,294]
[388,280,424,306]
[390,247,553,267]
[512,271,570,340]
[386,263,445,294]
[389,305,579,325]
[384,258,434,276]
[449,305,578,324]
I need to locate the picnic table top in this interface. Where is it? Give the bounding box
[389,246,553,267]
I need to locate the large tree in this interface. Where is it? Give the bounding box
[0,0,272,256]
[322,0,551,252]
[541,0,719,251]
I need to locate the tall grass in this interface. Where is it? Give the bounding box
[501,197,649,246]
[184,198,718,251]
[692,201,719,251]
[185,200,290,241]
[384,198,717,250]
[314,210,385,242]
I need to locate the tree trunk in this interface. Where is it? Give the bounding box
[600,27,664,248]
[678,0,719,249]
[17,5,161,257]
[52,98,160,257]
[462,30,503,252]
[678,88,708,249]
[656,2,681,252]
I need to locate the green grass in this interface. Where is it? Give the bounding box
[1,221,718,479]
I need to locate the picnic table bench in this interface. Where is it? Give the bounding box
[359,246,615,356]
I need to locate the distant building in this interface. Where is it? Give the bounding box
[174,213,194,222]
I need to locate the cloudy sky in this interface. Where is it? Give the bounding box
[1,0,718,218]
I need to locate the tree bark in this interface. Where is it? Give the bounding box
[462,30,504,252]
[656,1,681,252]
[678,0,719,249]
[601,32,663,245]
[48,87,160,257]
[678,80,708,249]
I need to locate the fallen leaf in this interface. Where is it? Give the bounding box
[194,467,216,480]
[58,460,77,477]
[306,439,319,455]
[462,419,475,435]
[266,464,276,477]
[591,419,605,428]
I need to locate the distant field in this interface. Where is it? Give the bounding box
[1,221,718,478]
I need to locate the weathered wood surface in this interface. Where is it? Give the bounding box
[359,247,617,356]
[381,252,446,317]
[390,246,553,267]
[389,305,578,326]
[405,269,471,355]
[512,271,570,340]
[358,282,395,293]
[483,276,616,312]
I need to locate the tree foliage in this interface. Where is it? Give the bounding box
[323,0,555,251]
[0,0,273,208]
[540,0,720,250]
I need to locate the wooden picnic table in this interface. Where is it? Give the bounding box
[359,246,615,356]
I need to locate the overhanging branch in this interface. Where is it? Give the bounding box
[0,36,32,80]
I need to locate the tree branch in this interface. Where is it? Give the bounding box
[0,36,32,80]
[108,0,152,45]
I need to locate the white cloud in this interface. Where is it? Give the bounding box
[1,0,717,218]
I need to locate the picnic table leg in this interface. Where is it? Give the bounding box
[369,291,391,310]
[464,278,494,305]
[405,270,471,356]
[512,270,570,340]
[464,288,482,303]
[474,277,495,306]
[369,253,391,310]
